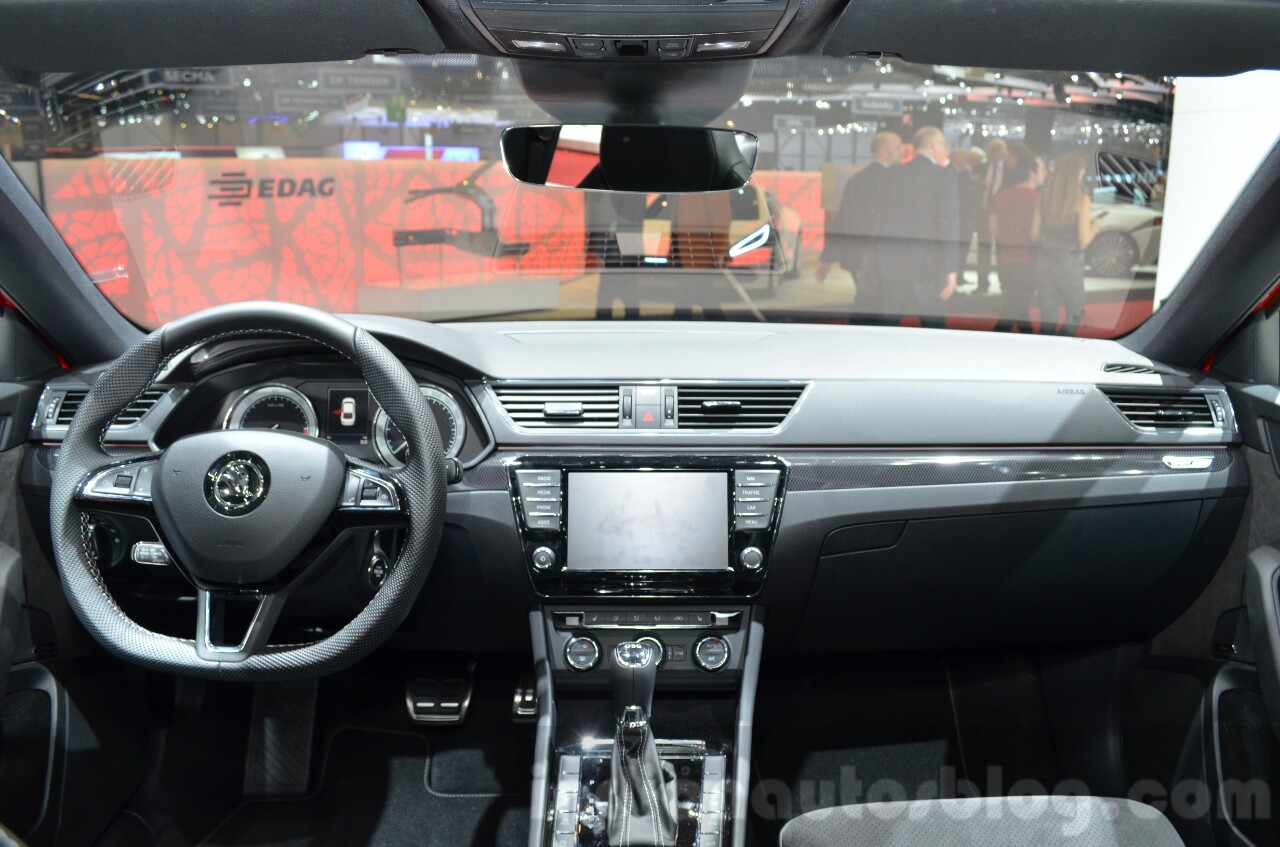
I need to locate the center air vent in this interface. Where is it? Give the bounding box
[53,387,168,427]
[494,385,621,428]
[676,384,805,429]
[1101,389,1217,429]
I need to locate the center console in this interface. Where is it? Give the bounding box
[515,456,777,847]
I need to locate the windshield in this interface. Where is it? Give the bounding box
[0,57,1176,335]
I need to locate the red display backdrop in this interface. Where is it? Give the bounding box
[41,157,596,326]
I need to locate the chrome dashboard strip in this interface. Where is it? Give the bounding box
[455,448,1234,492]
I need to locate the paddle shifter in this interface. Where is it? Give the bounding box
[607,641,679,847]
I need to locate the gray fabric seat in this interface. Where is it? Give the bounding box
[780,796,1185,847]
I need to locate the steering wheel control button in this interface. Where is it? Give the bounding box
[367,555,389,588]
[204,452,270,516]
[565,635,601,671]
[739,547,765,570]
[532,546,558,571]
[341,469,401,510]
[131,541,173,567]
[85,460,157,501]
[693,635,731,672]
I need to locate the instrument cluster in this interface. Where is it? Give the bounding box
[221,380,468,465]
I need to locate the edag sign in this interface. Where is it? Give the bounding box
[208,170,336,206]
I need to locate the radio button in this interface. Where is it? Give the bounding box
[516,470,561,487]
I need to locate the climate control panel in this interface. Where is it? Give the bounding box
[543,605,751,689]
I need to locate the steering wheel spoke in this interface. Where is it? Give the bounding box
[196,588,288,663]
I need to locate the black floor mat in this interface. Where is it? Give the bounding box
[200,729,529,847]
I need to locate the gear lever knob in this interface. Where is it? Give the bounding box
[611,640,658,721]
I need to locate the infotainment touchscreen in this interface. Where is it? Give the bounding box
[565,471,729,571]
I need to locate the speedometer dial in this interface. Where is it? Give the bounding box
[373,386,464,465]
[224,385,319,436]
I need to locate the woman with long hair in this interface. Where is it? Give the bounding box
[989,152,1042,332]
[1032,152,1099,335]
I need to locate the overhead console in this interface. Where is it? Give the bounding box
[458,0,798,59]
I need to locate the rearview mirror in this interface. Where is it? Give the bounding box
[500,125,758,193]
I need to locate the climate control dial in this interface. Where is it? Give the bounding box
[565,635,601,671]
[693,635,730,672]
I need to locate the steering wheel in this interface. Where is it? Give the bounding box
[48,302,447,680]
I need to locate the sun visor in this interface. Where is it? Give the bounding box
[0,0,444,73]
[822,0,1280,76]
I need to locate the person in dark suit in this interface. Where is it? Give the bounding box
[876,126,960,328]
[825,130,902,316]
[969,139,1007,294]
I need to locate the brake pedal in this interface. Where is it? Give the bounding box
[512,668,537,724]
[405,665,474,725]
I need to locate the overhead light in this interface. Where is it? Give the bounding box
[512,39,566,52]
[729,223,771,258]
[697,40,749,53]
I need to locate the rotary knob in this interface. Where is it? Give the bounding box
[565,635,601,672]
[739,547,764,571]
[532,546,557,571]
[693,635,730,672]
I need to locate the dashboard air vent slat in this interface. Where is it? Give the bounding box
[1102,363,1165,375]
[1101,389,1216,429]
[494,385,620,428]
[676,384,804,429]
[54,387,167,427]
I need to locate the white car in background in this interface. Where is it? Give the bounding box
[1087,155,1163,278]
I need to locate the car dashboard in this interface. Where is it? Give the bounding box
[20,319,1249,659]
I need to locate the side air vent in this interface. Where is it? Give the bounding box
[494,385,621,428]
[1102,363,1166,375]
[53,389,86,426]
[53,388,167,427]
[676,384,805,430]
[1101,389,1216,429]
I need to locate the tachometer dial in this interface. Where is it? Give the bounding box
[373,386,464,465]
[224,385,319,436]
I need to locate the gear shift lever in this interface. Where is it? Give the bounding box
[607,641,679,847]
[611,640,658,719]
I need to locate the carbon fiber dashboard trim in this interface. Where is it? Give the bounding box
[458,448,1233,492]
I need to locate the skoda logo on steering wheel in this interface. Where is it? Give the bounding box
[204,452,270,516]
